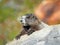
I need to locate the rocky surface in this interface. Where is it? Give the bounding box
[6,24,60,45]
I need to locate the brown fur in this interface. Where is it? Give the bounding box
[15,24,40,40]
[15,14,40,40]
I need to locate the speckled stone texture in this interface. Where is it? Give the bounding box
[6,24,60,45]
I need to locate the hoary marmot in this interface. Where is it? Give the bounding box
[15,14,41,39]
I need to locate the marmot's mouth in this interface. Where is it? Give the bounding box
[23,25,31,31]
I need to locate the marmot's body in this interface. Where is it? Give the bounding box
[15,14,41,40]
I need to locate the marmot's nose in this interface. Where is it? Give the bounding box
[20,18,26,26]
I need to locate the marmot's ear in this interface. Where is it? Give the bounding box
[26,13,33,18]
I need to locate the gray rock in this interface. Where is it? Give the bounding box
[6,24,60,45]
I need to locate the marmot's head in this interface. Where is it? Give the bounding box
[19,13,40,26]
[18,13,40,32]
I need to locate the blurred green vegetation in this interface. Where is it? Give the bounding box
[0,0,42,45]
